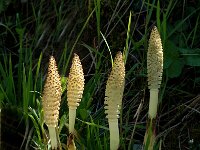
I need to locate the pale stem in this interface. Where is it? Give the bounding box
[48,126,58,149]
[69,107,77,133]
[108,118,119,150]
[148,88,159,119]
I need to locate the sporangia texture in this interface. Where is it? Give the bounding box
[105,51,125,119]
[67,53,85,108]
[147,26,163,89]
[42,56,62,127]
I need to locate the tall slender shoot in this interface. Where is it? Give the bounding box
[144,26,163,149]
[42,56,62,149]
[105,51,125,150]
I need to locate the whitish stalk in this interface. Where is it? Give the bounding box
[148,89,159,119]
[67,53,84,148]
[68,107,77,134]
[42,56,62,149]
[48,126,58,149]
[105,51,125,150]
[109,119,119,149]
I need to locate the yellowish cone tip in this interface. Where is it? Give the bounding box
[42,56,62,127]
[104,51,125,119]
[147,26,163,89]
[67,53,84,133]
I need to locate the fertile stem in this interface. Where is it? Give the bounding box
[67,53,84,150]
[42,56,62,150]
[104,51,125,150]
[144,26,163,149]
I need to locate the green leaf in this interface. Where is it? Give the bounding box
[0,0,11,13]
[195,77,200,84]
[28,113,42,142]
[59,114,67,133]
[179,48,200,66]
[0,90,4,103]
[79,108,89,120]
[175,20,189,32]
[185,55,200,66]
[164,40,179,69]
[167,58,185,78]
[61,76,67,94]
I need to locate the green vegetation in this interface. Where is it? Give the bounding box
[1,0,200,149]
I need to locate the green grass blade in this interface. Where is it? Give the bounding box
[191,15,199,47]
[33,52,43,106]
[100,31,113,66]
[62,8,95,75]
[123,11,131,64]
[167,7,200,38]
[156,0,161,30]
[16,27,25,100]
[8,54,16,104]
[94,0,101,44]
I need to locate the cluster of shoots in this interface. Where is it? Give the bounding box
[41,26,163,150]
[144,26,163,149]
[42,54,84,150]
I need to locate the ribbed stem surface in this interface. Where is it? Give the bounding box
[48,126,58,149]
[109,119,119,150]
[148,89,159,119]
[68,107,77,133]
